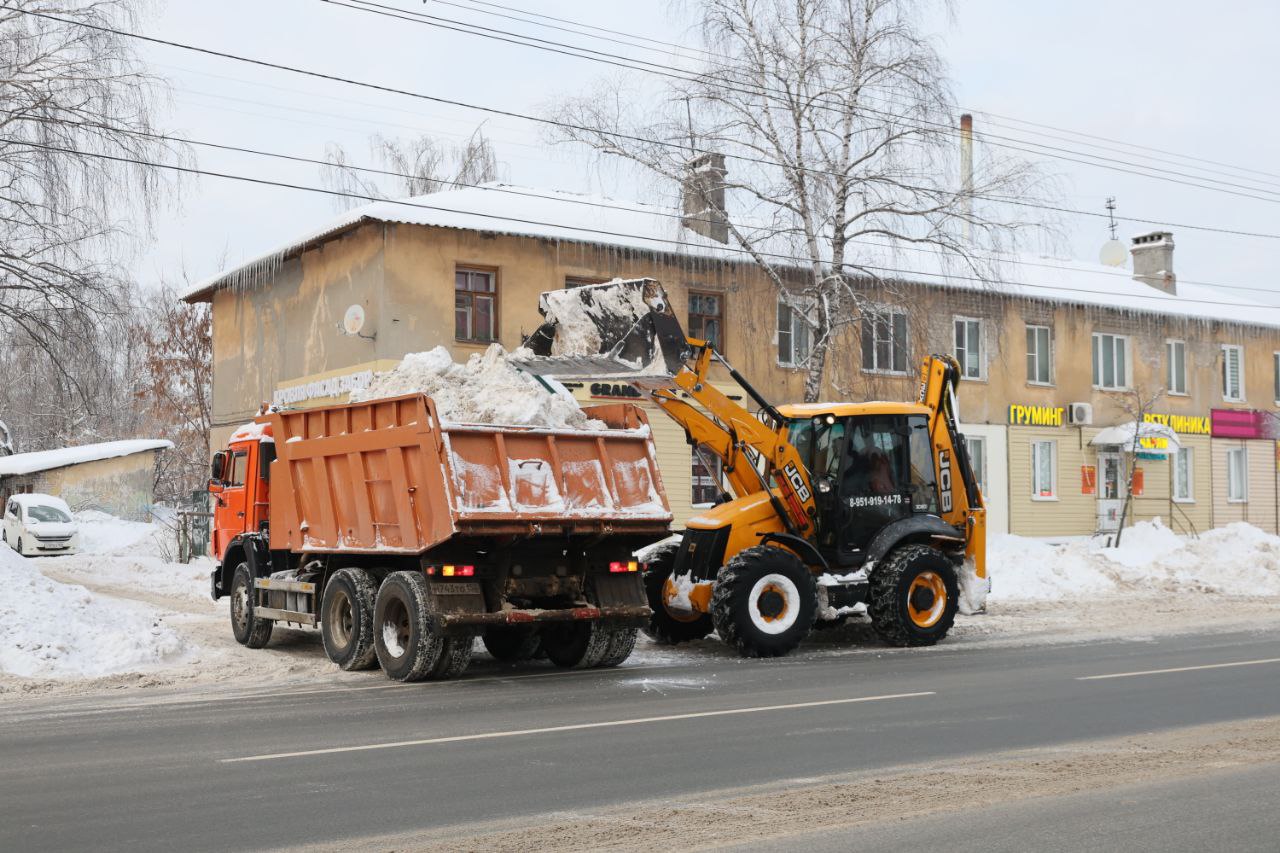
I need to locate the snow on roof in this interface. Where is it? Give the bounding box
[0,440,173,478]
[185,182,1280,330]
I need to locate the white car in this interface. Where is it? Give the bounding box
[2,494,81,557]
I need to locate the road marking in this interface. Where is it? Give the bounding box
[220,691,936,763]
[1078,657,1280,681]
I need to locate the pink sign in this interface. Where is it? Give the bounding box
[1211,409,1276,440]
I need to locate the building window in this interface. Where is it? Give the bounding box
[1226,446,1248,502]
[954,318,983,380]
[1092,333,1129,390]
[1031,440,1056,499]
[1167,340,1187,395]
[455,267,497,343]
[862,307,908,373]
[691,449,723,507]
[688,291,724,351]
[965,435,986,494]
[564,276,606,289]
[1026,325,1052,385]
[1173,447,1193,503]
[1222,345,1244,402]
[777,299,812,367]
[1273,352,1280,403]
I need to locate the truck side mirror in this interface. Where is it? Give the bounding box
[211,451,227,483]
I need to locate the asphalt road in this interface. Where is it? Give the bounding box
[2,627,1279,851]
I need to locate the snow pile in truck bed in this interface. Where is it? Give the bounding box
[350,344,605,430]
[989,520,1280,601]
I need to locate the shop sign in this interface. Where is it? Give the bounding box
[1008,404,1064,427]
[273,369,374,406]
[1143,413,1210,435]
[1210,409,1278,440]
[1132,467,1145,496]
[1138,436,1171,452]
[1081,465,1096,495]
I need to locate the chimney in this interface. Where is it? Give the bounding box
[681,152,728,244]
[959,113,974,242]
[1130,230,1176,294]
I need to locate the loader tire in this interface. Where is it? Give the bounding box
[482,627,542,662]
[229,563,273,649]
[320,568,379,671]
[596,627,639,668]
[543,622,610,669]
[430,635,475,679]
[868,545,959,647]
[641,547,713,645]
[711,546,816,658]
[373,571,444,682]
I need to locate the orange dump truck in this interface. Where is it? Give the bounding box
[208,393,672,681]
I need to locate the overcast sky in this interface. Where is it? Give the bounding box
[134,0,1279,303]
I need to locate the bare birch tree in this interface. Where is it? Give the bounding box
[549,0,1051,401]
[321,128,499,210]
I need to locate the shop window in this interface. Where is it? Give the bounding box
[455,267,497,343]
[1092,333,1129,390]
[688,291,724,351]
[1025,325,1052,385]
[862,307,908,373]
[1227,447,1248,502]
[1031,440,1056,499]
[777,299,813,366]
[1222,345,1244,402]
[1173,447,1193,503]
[954,318,983,380]
[1167,340,1187,395]
[965,436,986,494]
[691,449,724,507]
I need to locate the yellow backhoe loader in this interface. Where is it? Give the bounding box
[517,279,989,657]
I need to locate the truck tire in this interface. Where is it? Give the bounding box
[482,627,542,662]
[320,568,379,671]
[596,627,639,667]
[373,571,444,682]
[641,547,713,645]
[711,545,816,658]
[430,635,475,679]
[868,545,959,647]
[229,563,273,649]
[543,622,610,669]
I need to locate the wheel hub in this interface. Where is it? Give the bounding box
[757,588,786,620]
[906,571,947,629]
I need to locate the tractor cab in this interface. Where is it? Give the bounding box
[781,402,950,568]
[209,421,275,566]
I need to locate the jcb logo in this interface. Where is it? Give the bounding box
[938,449,953,513]
[783,462,811,502]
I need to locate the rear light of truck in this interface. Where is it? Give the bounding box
[427,565,476,577]
[609,561,639,573]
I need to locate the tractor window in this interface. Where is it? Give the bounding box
[907,416,939,514]
[786,420,814,469]
[842,417,909,499]
[786,418,845,480]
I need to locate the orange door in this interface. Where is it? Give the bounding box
[213,445,254,559]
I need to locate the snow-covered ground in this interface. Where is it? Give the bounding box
[0,516,1276,699]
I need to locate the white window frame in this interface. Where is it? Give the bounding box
[1273,352,1280,405]
[1025,324,1053,386]
[861,306,910,374]
[1172,446,1194,503]
[1226,446,1248,503]
[965,435,986,494]
[954,317,984,380]
[1092,333,1130,390]
[1222,344,1245,402]
[776,298,814,368]
[1166,339,1188,396]
[1031,440,1057,501]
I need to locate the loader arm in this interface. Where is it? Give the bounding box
[916,354,987,579]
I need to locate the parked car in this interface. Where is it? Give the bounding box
[2,494,80,557]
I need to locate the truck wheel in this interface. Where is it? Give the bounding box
[482,627,542,662]
[320,568,379,671]
[229,563,273,649]
[373,571,444,682]
[543,622,610,669]
[711,545,816,658]
[641,548,713,645]
[868,545,959,647]
[430,635,475,679]
[596,627,639,667]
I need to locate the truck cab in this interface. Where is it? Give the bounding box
[209,421,275,576]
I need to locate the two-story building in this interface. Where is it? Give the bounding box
[186,182,1280,539]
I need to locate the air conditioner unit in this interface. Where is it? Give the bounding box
[1068,402,1093,425]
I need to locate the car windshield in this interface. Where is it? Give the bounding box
[26,505,71,523]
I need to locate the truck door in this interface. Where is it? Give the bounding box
[834,415,916,561]
[213,445,253,557]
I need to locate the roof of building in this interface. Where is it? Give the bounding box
[185,182,1280,329]
[0,440,173,478]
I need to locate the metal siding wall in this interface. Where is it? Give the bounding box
[1007,426,1095,537]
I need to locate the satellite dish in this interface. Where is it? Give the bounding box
[342,304,366,336]
[1099,239,1127,267]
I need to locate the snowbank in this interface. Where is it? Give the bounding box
[350,344,605,430]
[990,520,1280,601]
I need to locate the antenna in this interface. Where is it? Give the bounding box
[1099,197,1127,267]
[1105,197,1119,240]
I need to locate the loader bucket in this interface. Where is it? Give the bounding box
[515,278,691,380]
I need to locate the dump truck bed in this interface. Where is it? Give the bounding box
[266,394,671,554]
